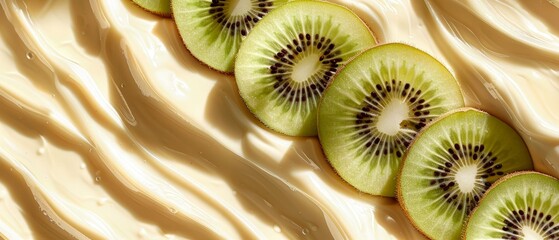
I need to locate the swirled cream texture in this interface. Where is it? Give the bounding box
[0,0,558,239]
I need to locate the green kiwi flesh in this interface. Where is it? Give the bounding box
[235,0,376,136]
[317,43,463,196]
[464,171,559,240]
[398,108,534,240]
[132,0,171,17]
[172,0,288,72]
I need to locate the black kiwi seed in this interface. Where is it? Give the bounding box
[352,79,431,156]
[268,34,342,102]
[175,0,290,72]
[427,142,504,213]
[399,109,533,240]
[236,0,377,136]
[463,173,559,240]
[499,208,559,239]
[207,0,276,36]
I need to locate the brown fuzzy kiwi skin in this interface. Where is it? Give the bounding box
[460,171,558,240]
[130,0,172,18]
[395,107,533,239]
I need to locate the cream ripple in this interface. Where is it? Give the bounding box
[0,0,558,239]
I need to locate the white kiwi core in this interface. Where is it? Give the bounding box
[375,100,409,136]
[454,164,477,193]
[228,0,252,16]
[291,54,321,83]
[522,226,543,240]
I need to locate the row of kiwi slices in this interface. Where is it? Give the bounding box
[130,1,559,240]
[314,38,551,239]
[316,40,558,239]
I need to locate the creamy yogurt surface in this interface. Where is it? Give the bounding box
[0,0,558,239]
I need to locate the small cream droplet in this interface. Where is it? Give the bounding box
[26,51,34,60]
[168,207,177,214]
[95,171,101,182]
[302,228,310,235]
[310,225,318,231]
[273,225,281,233]
[37,147,46,155]
[80,163,86,169]
[42,210,47,216]
[97,197,109,206]
[138,228,148,238]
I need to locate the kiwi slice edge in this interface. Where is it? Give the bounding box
[318,42,465,196]
[397,107,534,240]
[172,0,289,73]
[463,171,559,240]
[235,0,377,136]
[132,0,172,17]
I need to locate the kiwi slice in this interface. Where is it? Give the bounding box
[464,171,559,240]
[172,0,288,72]
[235,0,376,136]
[397,108,534,240]
[317,43,463,196]
[131,0,171,17]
